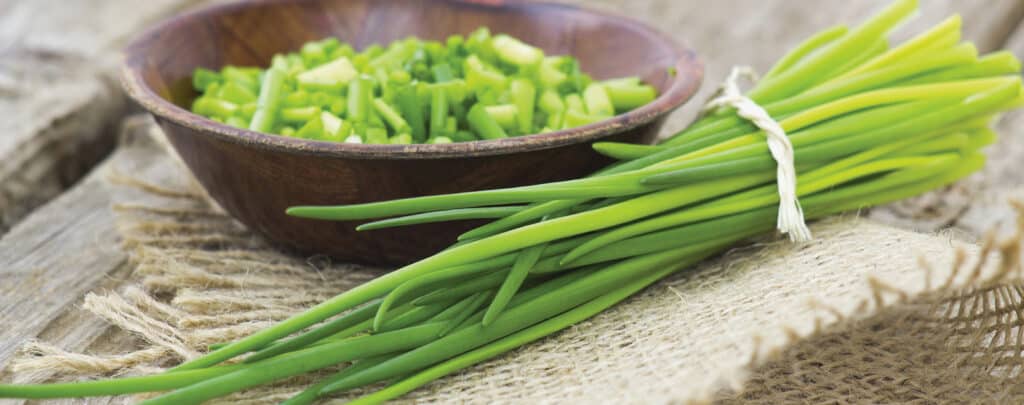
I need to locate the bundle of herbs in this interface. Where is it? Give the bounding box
[2,0,1021,403]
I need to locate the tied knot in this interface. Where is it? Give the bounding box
[705,66,812,242]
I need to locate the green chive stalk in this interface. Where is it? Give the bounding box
[1,1,1020,403]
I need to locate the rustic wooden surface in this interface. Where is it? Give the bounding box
[0,1,1022,404]
[0,120,202,405]
[0,0,210,233]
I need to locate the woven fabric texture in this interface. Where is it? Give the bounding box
[7,137,1023,404]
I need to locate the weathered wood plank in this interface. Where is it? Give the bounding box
[0,119,199,404]
[0,0,209,233]
[0,124,191,369]
[2,263,138,405]
[0,2,1020,401]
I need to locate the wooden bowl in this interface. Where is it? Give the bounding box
[121,0,702,265]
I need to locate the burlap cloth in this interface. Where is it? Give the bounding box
[7,126,1024,404]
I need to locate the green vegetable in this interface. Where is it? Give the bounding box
[583,83,614,117]
[373,98,411,133]
[603,82,657,110]
[357,207,523,231]
[295,115,324,139]
[189,30,655,143]
[483,243,545,325]
[4,2,1019,404]
[429,86,449,138]
[143,323,448,404]
[467,104,509,139]
[484,104,518,131]
[192,97,238,118]
[347,75,374,123]
[225,116,247,129]
[296,57,358,89]
[396,85,427,141]
[510,79,537,133]
[192,67,221,92]
[365,127,389,144]
[539,89,565,113]
[320,111,345,138]
[280,106,320,123]
[248,68,286,133]
[492,34,544,66]
[432,63,455,82]
[218,82,257,104]
[390,133,413,144]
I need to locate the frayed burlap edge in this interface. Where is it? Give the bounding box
[713,203,1024,404]
[6,132,1024,404]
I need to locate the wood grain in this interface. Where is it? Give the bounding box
[0,126,192,371]
[1,1,1023,402]
[0,0,213,234]
[123,0,702,264]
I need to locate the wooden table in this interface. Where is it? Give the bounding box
[1,1,1023,403]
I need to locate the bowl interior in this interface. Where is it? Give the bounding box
[134,0,685,117]
[122,0,702,264]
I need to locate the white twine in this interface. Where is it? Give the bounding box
[703,66,812,242]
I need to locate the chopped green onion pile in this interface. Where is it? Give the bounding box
[3,0,1022,403]
[190,28,658,144]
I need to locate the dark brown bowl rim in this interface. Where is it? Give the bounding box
[121,0,703,160]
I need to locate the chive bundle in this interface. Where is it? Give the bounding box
[190,28,658,144]
[3,0,1021,403]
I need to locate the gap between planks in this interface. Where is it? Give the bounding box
[2,2,1024,404]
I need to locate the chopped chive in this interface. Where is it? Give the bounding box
[396,86,427,141]
[390,133,413,144]
[373,98,411,133]
[192,67,221,92]
[510,79,537,134]
[193,97,239,118]
[484,104,518,131]
[347,75,374,123]
[583,83,614,117]
[468,104,509,139]
[603,84,657,111]
[248,68,287,133]
[429,86,449,137]
[280,106,321,123]
[364,127,389,144]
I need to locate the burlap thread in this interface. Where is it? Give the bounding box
[5,130,1024,404]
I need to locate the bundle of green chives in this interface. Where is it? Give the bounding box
[2,0,1021,403]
